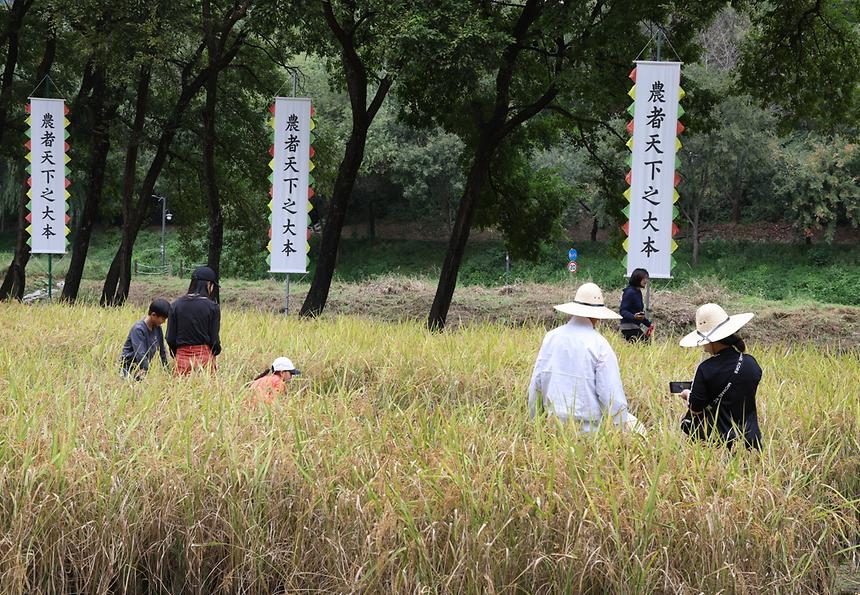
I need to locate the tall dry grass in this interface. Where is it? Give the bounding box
[0,302,857,594]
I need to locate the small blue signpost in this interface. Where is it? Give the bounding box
[568,248,578,261]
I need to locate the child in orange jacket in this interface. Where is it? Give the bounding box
[249,356,301,404]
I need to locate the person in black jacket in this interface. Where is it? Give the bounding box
[167,266,222,375]
[619,268,653,342]
[678,303,762,450]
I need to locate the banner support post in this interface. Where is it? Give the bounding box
[282,71,299,316]
[47,254,52,301]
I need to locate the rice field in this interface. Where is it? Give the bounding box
[0,301,857,594]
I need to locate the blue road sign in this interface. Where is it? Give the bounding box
[568,248,578,261]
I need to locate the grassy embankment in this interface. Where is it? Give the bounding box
[1,227,859,306]
[0,302,857,593]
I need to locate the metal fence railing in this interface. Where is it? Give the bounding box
[132,259,206,278]
[134,261,170,276]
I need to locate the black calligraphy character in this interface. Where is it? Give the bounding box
[642,211,659,232]
[40,186,55,202]
[645,160,662,180]
[648,81,666,103]
[41,130,55,147]
[645,134,663,154]
[285,134,300,152]
[284,156,299,173]
[42,169,55,184]
[41,225,56,239]
[642,186,660,206]
[283,177,298,193]
[286,114,300,132]
[41,113,54,129]
[282,220,296,236]
[41,205,55,221]
[40,150,55,165]
[641,236,659,257]
[282,239,297,255]
[646,106,665,129]
[282,198,297,215]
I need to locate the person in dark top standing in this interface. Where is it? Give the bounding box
[120,299,170,379]
[619,268,653,342]
[167,266,222,375]
[678,303,762,450]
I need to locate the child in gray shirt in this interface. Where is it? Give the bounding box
[120,299,170,379]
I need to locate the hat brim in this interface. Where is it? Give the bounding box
[554,302,622,320]
[679,312,754,348]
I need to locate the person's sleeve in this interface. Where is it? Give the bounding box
[166,305,177,357]
[619,289,637,323]
[527,336,550,418]
[129,325,151,371]
[210,304,222,356]
[688,364,710,413]
[595,343,629,426]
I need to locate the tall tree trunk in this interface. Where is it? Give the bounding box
[202,0,222,302]
[0,32,56,301]
[691,206,700,267]
[300,124,370,316]
[367,197,375,241]
[0,0,33,144]
[299,1,393,318]
[428,139,493,330]
[100,65,151,305]
[101,4,248,306]
[425,0,556,330]
[202,70,223,302]
[731,186,742,223]
[590,216,598,242]
[61,66,117,302]
[102,64,213,305]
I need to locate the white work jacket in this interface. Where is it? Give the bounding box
[528,316,630,431]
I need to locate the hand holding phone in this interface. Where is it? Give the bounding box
[669,381,692,394]
[635,311,646,321]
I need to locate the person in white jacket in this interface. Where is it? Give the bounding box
[528,282,641,433]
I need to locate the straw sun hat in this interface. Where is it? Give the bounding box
[679,303,754,348]
[554,282,622,320]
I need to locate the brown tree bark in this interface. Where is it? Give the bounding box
[0,0,34,144]
[427,0,558,330]
[99,64,151,305]
[0,31,56,301]
[300,1,392,317]
[101,2,250,306]
[202,0,223,302]
[691,206,701,267]
[428,137,493,329]
[61,65,119,302]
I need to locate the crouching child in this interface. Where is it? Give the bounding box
[120,299,170,380]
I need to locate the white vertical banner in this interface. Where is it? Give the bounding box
[268,97,312,274]
[624,61,683,279]
[28,97,68,254]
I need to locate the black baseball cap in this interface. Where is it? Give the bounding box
[191,266,219,285]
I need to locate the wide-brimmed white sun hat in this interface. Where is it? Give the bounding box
[554,282,622,320]
[679,303,754,348]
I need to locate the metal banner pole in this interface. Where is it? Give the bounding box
[283,71,300,316]
[645,282,651,318]
[160,196,166,268]
[47,254,52,301]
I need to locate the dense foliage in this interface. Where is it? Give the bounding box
[0,2,856,310]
